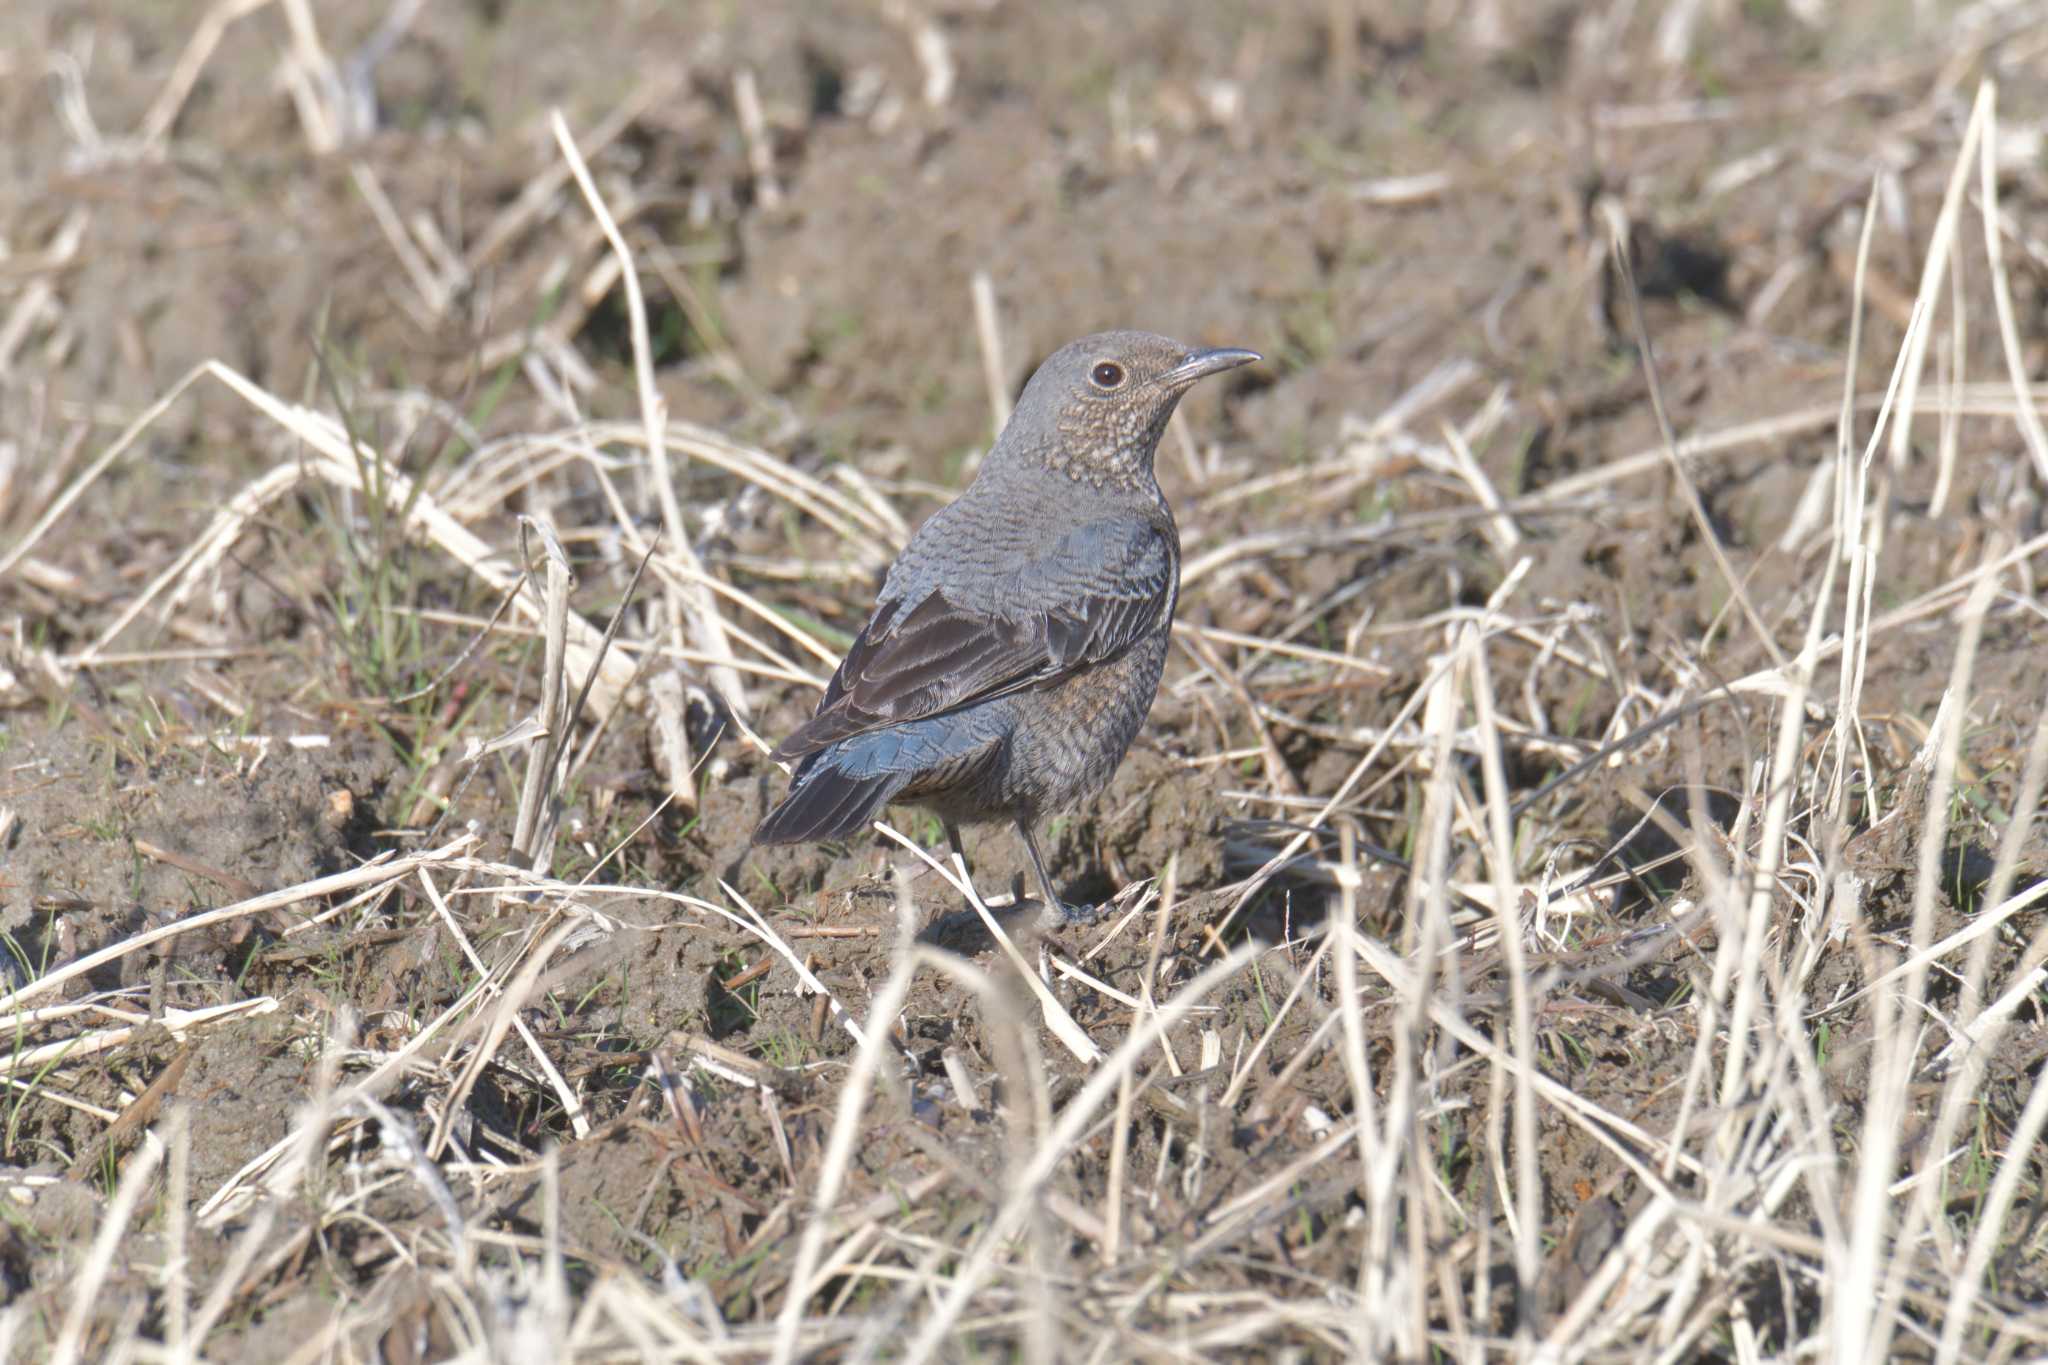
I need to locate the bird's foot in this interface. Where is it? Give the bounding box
[1039,898,1108,930]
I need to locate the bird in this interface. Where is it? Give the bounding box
[753,330,1260,924]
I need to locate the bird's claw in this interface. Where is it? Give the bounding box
[1040,899,1107,929]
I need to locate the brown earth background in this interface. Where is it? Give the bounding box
[2,1,2047,1360]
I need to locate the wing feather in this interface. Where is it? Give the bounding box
[770,518,1174,762]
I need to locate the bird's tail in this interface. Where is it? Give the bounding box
[753,758,910,846]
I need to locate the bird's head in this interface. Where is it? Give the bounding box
[996,330,1260,490]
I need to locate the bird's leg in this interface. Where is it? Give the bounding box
[1015,819,1101,927]
[943,821,991,912]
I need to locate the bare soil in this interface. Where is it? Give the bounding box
[3,1,2047,1359]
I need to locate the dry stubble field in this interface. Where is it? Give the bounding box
[3,1,2048,1360]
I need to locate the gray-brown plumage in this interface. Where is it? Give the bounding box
[754,330,1259,923]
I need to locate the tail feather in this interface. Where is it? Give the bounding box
[754,761,908,845]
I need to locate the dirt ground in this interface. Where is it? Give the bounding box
[3,1,2047,1360]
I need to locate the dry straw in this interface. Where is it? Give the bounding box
[4,1,2047,1355]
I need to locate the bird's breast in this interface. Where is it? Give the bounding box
[1003,627,1171,816]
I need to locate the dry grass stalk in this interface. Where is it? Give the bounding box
[551,110,753,727]
[11,15,2048,1359]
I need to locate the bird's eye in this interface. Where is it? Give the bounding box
[1090,361,1126,389]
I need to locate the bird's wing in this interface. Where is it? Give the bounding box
[770,518,1176,762]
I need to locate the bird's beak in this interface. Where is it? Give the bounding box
[1159,346,1261,389]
